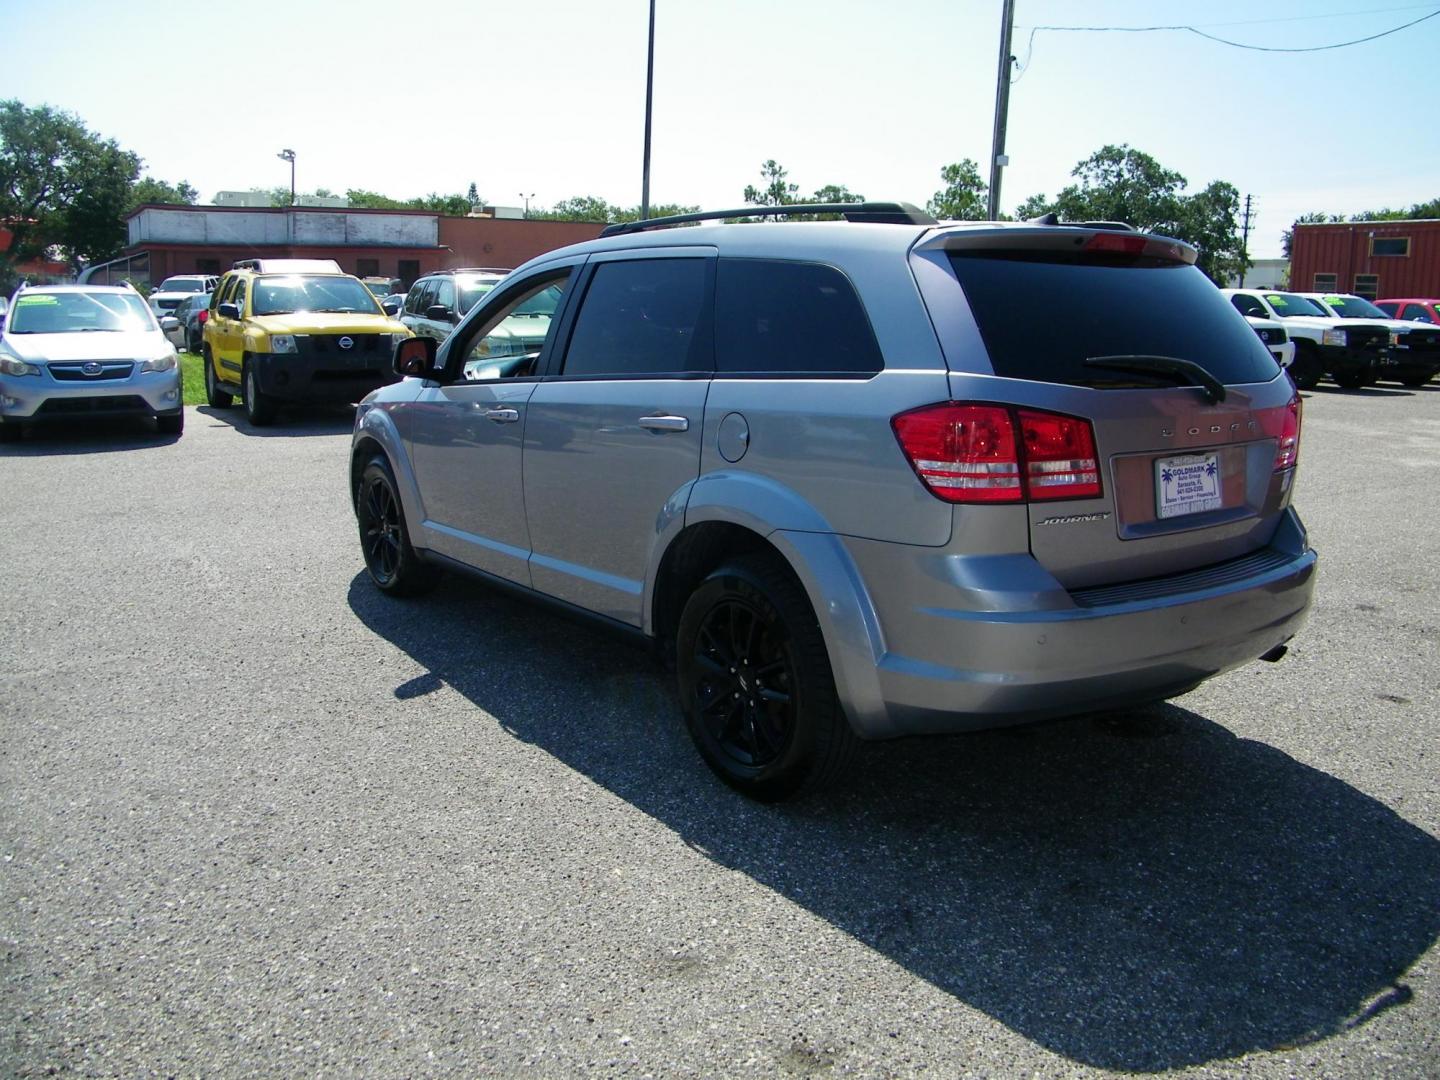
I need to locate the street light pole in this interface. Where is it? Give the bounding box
[520,193,535,219]
[986,0,1015,221]
[641,0,656,219]
[277,149,296,205]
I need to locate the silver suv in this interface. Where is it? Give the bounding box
[351,203,1316,799]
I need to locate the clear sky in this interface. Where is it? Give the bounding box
[4,0,1438,257]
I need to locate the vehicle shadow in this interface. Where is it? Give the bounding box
[347,571,1440,1072]
[1309,384,1414,397]
[197,404,355,437]
[0,416,181,455]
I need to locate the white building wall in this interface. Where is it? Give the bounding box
[128,207,437,248]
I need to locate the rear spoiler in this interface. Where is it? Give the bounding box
[915,225,1197,265]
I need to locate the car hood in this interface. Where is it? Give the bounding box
[248,313,406,335]
[2,329,168,362]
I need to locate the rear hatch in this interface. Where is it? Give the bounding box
[912,228,1299,590]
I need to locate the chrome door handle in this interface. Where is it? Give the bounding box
[484,407,520,423]
[639,415,689,433]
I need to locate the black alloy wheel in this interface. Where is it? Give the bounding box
[357,457,437,596]
[676,554,856,800]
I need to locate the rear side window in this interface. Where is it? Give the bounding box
[560,259,710,377]
[715,259,882,374]
[949,252,1279,387]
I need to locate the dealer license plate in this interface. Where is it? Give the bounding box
[1156,453,1222,519]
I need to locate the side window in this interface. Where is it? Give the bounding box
[1403,304,1435,323]
[1230,294,1267,318]
[455,269,573,382]
[402,279,427,316]
[559,259,709,377]
[231,278,248,316]
[212,276,233,309]
[434,277,455,312]
[716,258,881,374]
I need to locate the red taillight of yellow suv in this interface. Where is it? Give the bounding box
[1256,392,1302,472]
[892,403,1102,504]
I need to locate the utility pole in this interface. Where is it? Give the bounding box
[986,0,1016,221]
[277,149,296,205]
[640,0,656,220]
[1239,194,1255,287]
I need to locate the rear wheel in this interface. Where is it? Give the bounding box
[243,356,279,426]
[357,456,437,596]
[1289,342,1322,390]
[1334,368,1369,390]
[203,346,233,408]
[676,553,856,800]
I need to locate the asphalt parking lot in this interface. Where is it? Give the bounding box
[2,387,1438,1078]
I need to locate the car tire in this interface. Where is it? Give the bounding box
[1334,369,1368,390]
[243,356,279,426]
[187,330,200,354]
[156,410,184,436]
[203,346,233,408]
[356,455,438,596]
[676,553,857,801]
[1401,373,1434,388]
[1289,343,1322,391]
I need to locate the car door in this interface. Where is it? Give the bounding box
[404,264,581,587]
[522,249,715,626]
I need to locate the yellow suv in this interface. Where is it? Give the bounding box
[202,259,411,425]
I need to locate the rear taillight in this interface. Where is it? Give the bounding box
[892,403,1102,504]
[198,310,208,325]
[1257,393,1302,472]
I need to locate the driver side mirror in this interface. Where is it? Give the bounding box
[394,335,437,378]
[217,302,240,319]
[425,304,456,323]
[160,316,179,330]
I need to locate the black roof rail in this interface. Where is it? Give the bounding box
[599,201,937,237]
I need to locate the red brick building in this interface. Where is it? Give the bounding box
[1289,219,1440,300]
[91,205,605,288]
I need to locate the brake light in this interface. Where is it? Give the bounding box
[1082,232,1148,255]
[198,309,208,325]
[892,403,1101,504]
[1257,393,1302,472]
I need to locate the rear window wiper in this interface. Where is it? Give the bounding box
[1083,355,1227,404]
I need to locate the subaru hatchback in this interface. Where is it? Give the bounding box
[0,285,183,441]
[351,204,1315,799]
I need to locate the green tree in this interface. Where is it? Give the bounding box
[1280,211,1332,260]
[1013,192,1053,221]
[743,160,799,206]
[612,201,700,223]
[0,99,140,273]
[126,176,198,214]
[345,188,406,209]
[467,181,481,209]
[1179,180,1246,284]
[1050,144,1187,234]
[926,160,988,221]
[531,195,617,221]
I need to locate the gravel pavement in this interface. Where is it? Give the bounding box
[2,388,1438,1078]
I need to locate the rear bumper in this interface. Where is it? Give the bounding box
[833,508,1316,739]
[249,350,397,404]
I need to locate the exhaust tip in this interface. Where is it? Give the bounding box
[1259,644,1289,663]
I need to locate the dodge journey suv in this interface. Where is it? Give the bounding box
[350,203,1316,799]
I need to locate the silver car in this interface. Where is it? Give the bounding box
[351,204,1315,799]
[0,284,184,440]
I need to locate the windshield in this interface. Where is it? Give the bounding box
[457,277,500,315]
[1264,293,1330,317]
[6,291,156,334]
[157,276,209,294]
[1316,295,1389,319]
[251,275,383,316]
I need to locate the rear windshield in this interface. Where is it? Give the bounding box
[948,251,1279,387]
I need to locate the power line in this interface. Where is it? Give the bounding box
[1018,4,1437,33]
[1016,7,1439,59]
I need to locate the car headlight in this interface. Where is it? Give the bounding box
[139,352,178,373]
[1390,330,1402,346]
[269,334,298,354]
[0,355,41,377]
[1322,328,1347,347]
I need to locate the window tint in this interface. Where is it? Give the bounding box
[434,278,455,311]
[1230,293,1267,318]
[715,259,881,374]
[212,276,235,308]
[560,259,709,377]
[948,252,1279,387]
[1403,304,1435,323]
[231,278,247,315]
[402,280,427,315]
[457,271,573,382]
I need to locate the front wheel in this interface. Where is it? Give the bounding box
[676,554,856,800]
[1333,368,1369,390]
[1400,373,1434,388]
[357,456,438,596]
[243,357,279,426]
[1289,343,1322,391]
[203,346,233,408]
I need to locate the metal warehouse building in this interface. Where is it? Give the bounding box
[1289,218,1440,300]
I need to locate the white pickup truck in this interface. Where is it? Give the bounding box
[1298,293,1440,388]
[1222,289,1390,390]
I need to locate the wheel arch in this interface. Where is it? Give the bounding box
[350,407,425,537]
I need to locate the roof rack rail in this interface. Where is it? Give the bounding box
[600,201,937,237]
[1024,213,1137,232]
